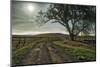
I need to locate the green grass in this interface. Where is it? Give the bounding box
[64,47,96,61]
[54,40,96,50]
[67,47,96,61]
[53,40,96,61]
[12,44,33,65]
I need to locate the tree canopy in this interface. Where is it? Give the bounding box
[37,4,96,40]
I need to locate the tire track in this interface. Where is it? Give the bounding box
[48,42,74,63]
[21,42,42,65]
[35,42,52,64]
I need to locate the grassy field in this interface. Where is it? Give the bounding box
[12,33,96,66]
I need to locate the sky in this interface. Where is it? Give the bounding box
[11,1,68,35]
[11,0,95,36]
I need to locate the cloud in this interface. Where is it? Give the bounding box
[12,1,68,35]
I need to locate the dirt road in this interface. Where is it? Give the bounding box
[18,41,74,65]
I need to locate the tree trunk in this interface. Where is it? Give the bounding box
[70,34,75,41]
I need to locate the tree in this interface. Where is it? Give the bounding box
[38,4,96,40]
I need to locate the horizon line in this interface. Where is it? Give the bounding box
[12,32,95,36]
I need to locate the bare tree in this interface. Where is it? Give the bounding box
[37,4,96,40]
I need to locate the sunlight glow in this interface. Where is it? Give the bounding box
[27,4,35,12]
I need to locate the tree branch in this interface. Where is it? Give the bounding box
[52,20,66,27]
[75,24,88,36]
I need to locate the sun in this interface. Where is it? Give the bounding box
[27,4,35,12]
